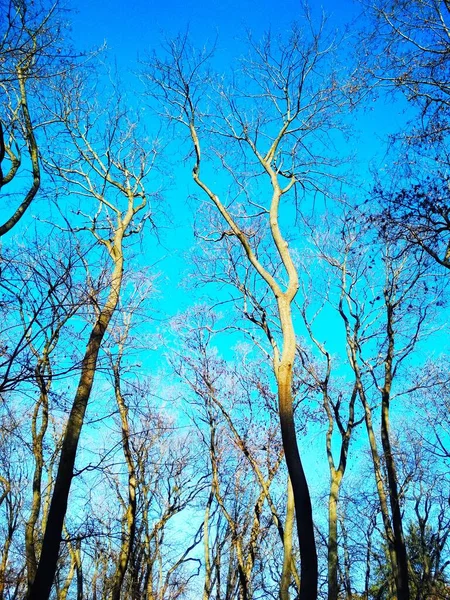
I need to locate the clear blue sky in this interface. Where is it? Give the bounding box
[70,0,361,65]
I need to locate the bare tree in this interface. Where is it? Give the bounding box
[371,175,450,271]
[26,70,155,599]
[143,14,351,596]
[103,287,155,600]
[365,0,450,132]
[316,215,442,600]
[412,363,450,465]
[118,393,202,600]
[0,237,88,398]
[107,319,138,600]
[298,260,365,600]
[0,406,27,600]
[171,310,297,599]
[362,0,450,269]
[20,244,87,590]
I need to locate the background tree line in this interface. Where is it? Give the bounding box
[0,0,449,599]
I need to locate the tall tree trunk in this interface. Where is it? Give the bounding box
[202,490,214,600]
[324,384,356,600]
[0,517,13,600]
[27,250,124,600]
[277,299,317,600]
[327,470,342,600]
[343,312,401,595]
[25,353,52,588]
[110,360,137,600]
[189,106,318,599]
[358,382,400,587]
[381,299,409,600]
[381,388,409,600]
[25,384,48,585]
[340,513,352,600]
[280,477,295,600]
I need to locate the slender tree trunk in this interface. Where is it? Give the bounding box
[381,388,409,600]
[188,106,318,598]
[0,529,12,600]
[207,386,302,588]
[364,524,373,600]
[324,385,355,600]
[380,298,410,600]
[27,251,124,600]
[244,488,268,595]
[25,358,50,588]
[277,299,317,600]
[73,540,83,600]
[340,514,352,600]
[110,361,137,600]
[343,310,400,593]
[57,545,76,600]
[203,490,214,600]
[280,477,295,600]
[340,290,406,600]
[328,471,343,600]
[359,385,403,591]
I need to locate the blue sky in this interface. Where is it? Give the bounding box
[71,0,361,63]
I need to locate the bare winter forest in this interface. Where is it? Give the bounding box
[0,1,449,599]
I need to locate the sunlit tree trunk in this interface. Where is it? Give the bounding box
[25,62,150,597]
[280,478,295,600]
[144,21,353,596]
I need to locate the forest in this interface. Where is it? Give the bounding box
[0,0,449,599]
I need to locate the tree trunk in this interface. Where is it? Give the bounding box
[27,253,123,600]
[381,299,410,600]
[110,362,137,600]
[277,299,317,600]
[25,357,50,588]
[328,471,342,600]
[202,490,214,600]
[359,384,400,588]
[280,477,295,600]
[381,388,410,600]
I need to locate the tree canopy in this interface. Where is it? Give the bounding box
[0,1,449,599]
